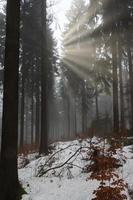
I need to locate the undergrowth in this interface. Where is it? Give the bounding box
[86,133,128,200]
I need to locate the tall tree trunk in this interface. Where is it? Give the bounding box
[95,84,99,121]
[19,58,25,151]
[82,80,87,133]
[127,38,133,131]
[66,95,70,139]
[0,0,20,199]
[35,80,40,146]
[31,84,34,145]
[20,2,26,151]
[118,41,125,130]
[74,98,77,135]
[35,57,40,147]
[111,37,119,133]
[39,0,48,154]
[25,78,30,144]
[31,66,34,145]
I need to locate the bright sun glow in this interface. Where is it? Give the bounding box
[52,0,100,80]
[51,0,73,40]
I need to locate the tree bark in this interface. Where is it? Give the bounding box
[82,80,87,133]
[39,0,48,154]
[35,80,40,146]
[118,41,125,130]
[31,83,34,145]
[95,84,99,121]
[31,65,34,145]
[111,36,119,133]
[19,56,25,151]
[74,98,77,135]
[127,37,133,131]
[20,2,27,151]
[0,0,20,199]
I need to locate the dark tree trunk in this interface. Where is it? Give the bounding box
[25,78,30,144]
[111,36,119,133]
[19,59,25,151]
[127,38,133,131]
[67,96,70,138]
[31,66,34,145]
[118,41,125,130]
[82,81,87,133]
[95,84,99,121]
[35,80,40,146]
[0,0,20,200]
[31,83,34,145]
[74,98,77,135]
[20,2,26,150]
[39,0,48,154]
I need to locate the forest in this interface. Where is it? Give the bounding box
[0,0,133,199]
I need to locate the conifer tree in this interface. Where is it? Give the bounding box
[0,0,20,199]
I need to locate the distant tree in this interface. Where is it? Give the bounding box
[39,0,49,154]
[62,0,112,136]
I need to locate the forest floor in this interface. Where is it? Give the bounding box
[18,137,133,200]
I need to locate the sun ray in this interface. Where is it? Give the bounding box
[63,2,101,42]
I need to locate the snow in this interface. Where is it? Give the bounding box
[22,177,98,200]
[19,138,133,200]
[123,146,133,190]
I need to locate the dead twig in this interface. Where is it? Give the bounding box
[44,144,78,166]
[38,147,82,176]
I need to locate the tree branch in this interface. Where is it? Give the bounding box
[38,147,82,176]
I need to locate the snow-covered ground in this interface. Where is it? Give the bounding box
[18,138,133,200]
[123,145,133,194]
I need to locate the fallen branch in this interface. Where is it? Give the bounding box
[44,144,78,166]
[38,147,82,176]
